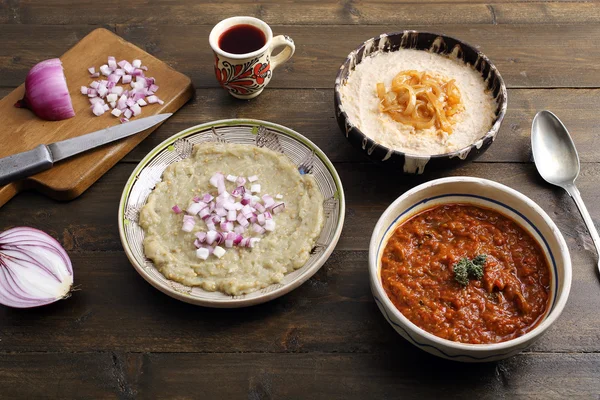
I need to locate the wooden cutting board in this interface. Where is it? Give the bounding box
[0,28,193,208]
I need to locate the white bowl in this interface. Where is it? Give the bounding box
[119,119,345,307]
[369,177,571,362]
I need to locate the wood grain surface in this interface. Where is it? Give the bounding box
[0,28,193,207]
[2,24,600,88]
[1,1,600,399]
[3,1,599,25]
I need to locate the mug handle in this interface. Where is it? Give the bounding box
[269,35,295,71]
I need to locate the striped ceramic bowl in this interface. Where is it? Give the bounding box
[369,177,571,362]
[334,31,508,174]
[119,119,345,307]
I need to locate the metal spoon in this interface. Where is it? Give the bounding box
[531,110,600,274]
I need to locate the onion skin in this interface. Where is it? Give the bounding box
[14,58,75,121]
[0,227,73,308]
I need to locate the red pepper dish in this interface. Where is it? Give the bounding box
[381,203,551,344]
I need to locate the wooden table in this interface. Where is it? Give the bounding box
[2,1,600,398]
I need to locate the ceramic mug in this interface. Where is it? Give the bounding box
[209,16,295,99]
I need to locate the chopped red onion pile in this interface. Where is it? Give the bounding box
[81,56,163,122]
[172,173,286,260]
[0,227,73,308]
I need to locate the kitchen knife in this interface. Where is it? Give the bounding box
[0,113,172,186]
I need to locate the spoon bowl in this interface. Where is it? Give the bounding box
[532,111,580,186]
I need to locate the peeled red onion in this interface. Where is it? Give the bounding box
[14,59,75,121]
[0,227,73,308]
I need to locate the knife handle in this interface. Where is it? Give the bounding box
[0,145,54,187]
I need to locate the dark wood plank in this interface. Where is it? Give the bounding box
[113,88,600,164]
[124,87,367,164]
[115,24,600,89]
[338,162,600,259]
[4,1,599,25]
[0,163,124,252]
[0,163,598,354]
[0,87,597,165]
[0,25,111,86]
[1,24,600,88]
[2,1,493,25]
[476,88,600,163]
[494,2,600,24]
[0,248,596,354]
[0,351,132,399]
[0,250,388,354]
[131,353,600,399]
[3,351,597,399]
[2,162,600,256]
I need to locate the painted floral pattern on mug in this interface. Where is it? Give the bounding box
[215,55,272,96]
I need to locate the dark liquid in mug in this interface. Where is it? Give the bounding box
[219,24,266,54]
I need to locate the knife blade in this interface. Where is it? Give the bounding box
[0,113,172,187]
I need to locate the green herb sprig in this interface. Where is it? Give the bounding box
[453,254,487,286]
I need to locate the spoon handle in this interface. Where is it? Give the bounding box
[565,184,600,273]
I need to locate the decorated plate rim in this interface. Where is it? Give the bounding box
[118,119,346,307]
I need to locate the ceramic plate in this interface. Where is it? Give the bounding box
[118,119,345,307]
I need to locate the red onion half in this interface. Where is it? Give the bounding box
[0,227,73,308]
[14,59,75,121]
